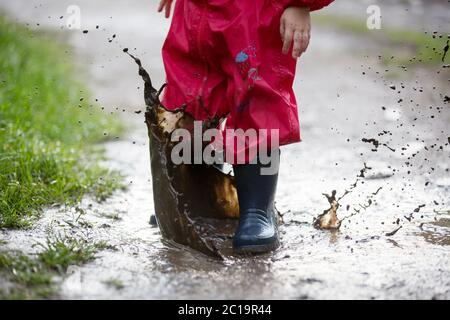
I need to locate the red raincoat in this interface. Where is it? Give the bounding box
[161,0,334,162]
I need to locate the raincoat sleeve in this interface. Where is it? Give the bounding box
[279,0,334,11]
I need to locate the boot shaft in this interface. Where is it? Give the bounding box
[233,152,279,213]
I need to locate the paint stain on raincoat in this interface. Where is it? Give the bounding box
[161,0,334,160]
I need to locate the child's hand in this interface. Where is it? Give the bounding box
[280,6,311,59]
[158,0,174,18]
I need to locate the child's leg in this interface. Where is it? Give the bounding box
[232,149,280,254]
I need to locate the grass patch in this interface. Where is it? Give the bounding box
[101,212,122,221]
[0,16,124,228]
[103,278,125,290]
[314,14,449,66]
[36,235,106,273]
[0,251,55,299]
[0,235,108,299]
[0,252,53,286]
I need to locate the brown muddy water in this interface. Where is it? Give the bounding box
[126,51,239,258]
[0,0,449,299]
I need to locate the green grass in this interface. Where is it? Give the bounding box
[0,16,124,228]
[0,235,108,299]
[36,235,106,273]
[0,252,53,286]
[101,212,121,221]
[103,278,125,290]
[0,251,55,299]
[314,14,449,66]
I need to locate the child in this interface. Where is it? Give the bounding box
[158,0,334,253]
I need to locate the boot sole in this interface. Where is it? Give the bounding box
[234,239,280,255]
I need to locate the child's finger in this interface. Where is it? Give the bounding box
[296,32,306,57]
[158,0,165,12]
[301,31,310,53]
[282,26,293,55]
[165,0,172,18]
[279,19,285,40]
[292,30,302,58]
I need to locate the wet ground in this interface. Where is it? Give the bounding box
[0,0,449,299]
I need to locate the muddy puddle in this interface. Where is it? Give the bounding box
[125,51,239,258]
[0,0,449,299]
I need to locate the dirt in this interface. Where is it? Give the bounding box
[442,40,449,62]
[0,0,449,299]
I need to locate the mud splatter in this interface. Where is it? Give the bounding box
[126,52,239,258]
[442,39,449,62]
[314,164,382,231]
[385,226,402,237]
[313,191,341,230]
[414,204,426,213]
[362,137,396,152]
[341,187,382,222]
[444,95,450,104]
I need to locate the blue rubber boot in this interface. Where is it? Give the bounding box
[232,155,280,254]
